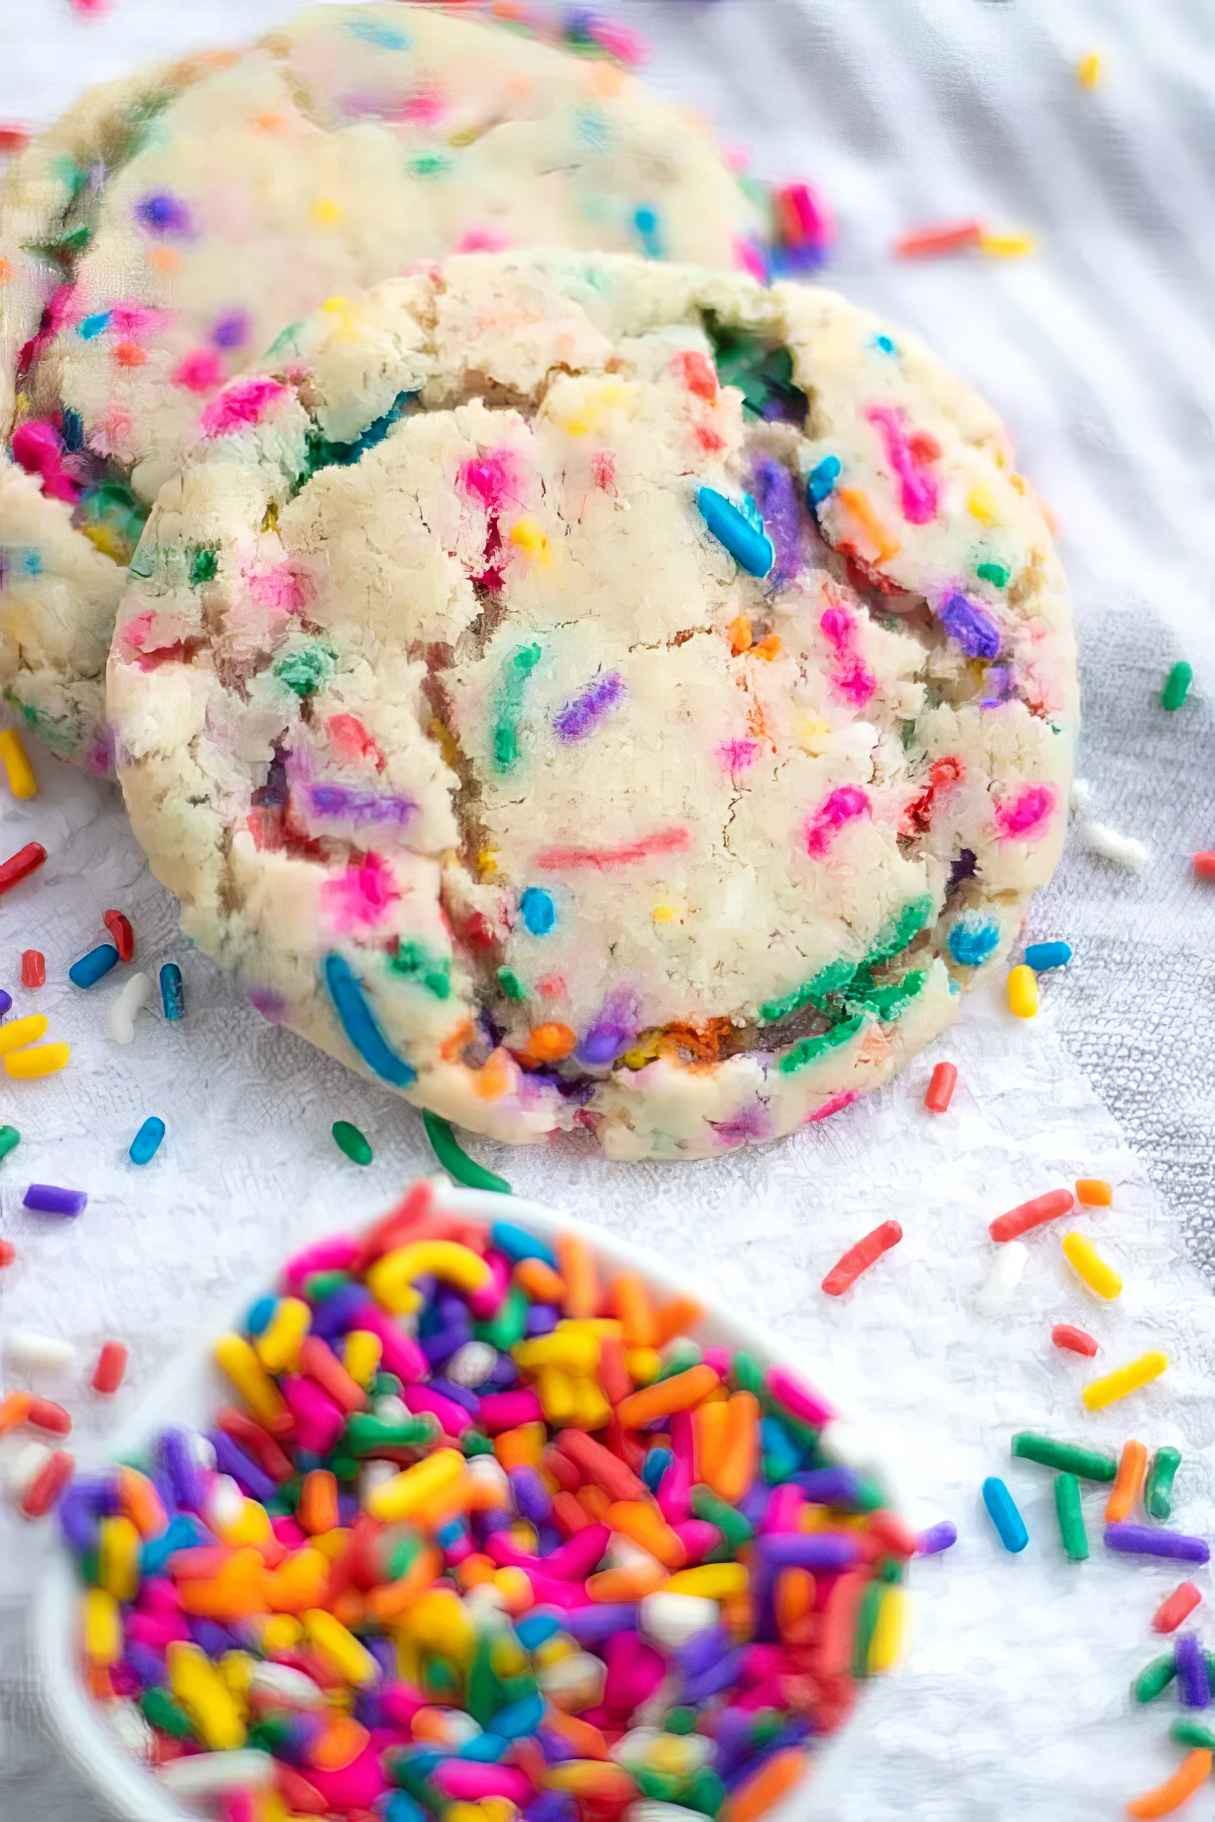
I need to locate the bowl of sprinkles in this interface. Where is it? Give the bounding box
[35,1181,911,1822]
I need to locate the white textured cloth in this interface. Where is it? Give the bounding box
[2,2,1214,1819]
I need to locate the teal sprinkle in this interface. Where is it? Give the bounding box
[21,549,43,577]
[409,153,451,178]
[274,643,336,699]
[348,17,411,49]
[497,968,526,1003]
[323,952,416,1088]
[703,313,808,420]
[188,545,218,585]
[301,392,414,482]
[759,957,856,1026]
[760,895,933,1025]
[128,541,155,581]
[948,917,1000,968]
[807,454,841,505]
[52,154,88,199]
[389,941,453,1000]
[976,560,1010,588]
[871,333,898,355]
[77,311,112,340]
[867,894,934,967]
[777,1012,866,1076]
[634,205,664,260]
[491,643,543,774]
[576,108,610,151]
[266,320,303,358]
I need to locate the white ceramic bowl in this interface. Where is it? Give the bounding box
[32,1189,891,1821]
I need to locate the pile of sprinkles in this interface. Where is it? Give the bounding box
[57,1181,912,1821]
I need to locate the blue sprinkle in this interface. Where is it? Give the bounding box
[384,1796,426,1822]
[633,204,664,260]
[520,887,556,937]
[1024,939,1072,972]
[347,18,411,49]
[128,1115,166,1167]
[134,191,193,238]
[139,1513,208,1576]
[244,1293,278,1337]
[982,1475,1029,1553]
[515,1612,563,1651]
[455,1733,511,1763]
[69,943,120,989]
[0,990,10,1018]
[435,1518,466,1549]
[22,549,43,576]
[938,589,1001,660]
[77,312,111,341]
[948,918,1001,968]
[490,1219,558,1270]
[871,332,898,355]
[323,952,416,1088]
[806,454,842,506]
[643,1446,673,1493]
[491,1691,545,1741]
[696,485,774,579]
[159,961,185,1021]
[61,408,84,452]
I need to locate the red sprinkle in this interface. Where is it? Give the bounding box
[923,1061,957,1114]
[91,1340,129,1396]
[989,1188,1074,1243]
[821,1220,904,1296]
[0,1240,14,1269]
[1153,1582,1203,1634]
[26,1397,71,1436]
[1193,852,1215,881]
[1052,1323,1099,1357]
[102,909,134,962]
[20,949,45,988]
[535,827,691,872]
[0,125,30,154]
[20,1448,73,1518]
[0,842,47,896]
[894,219,983,258]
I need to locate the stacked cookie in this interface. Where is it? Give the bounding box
[1,3,1076,1160]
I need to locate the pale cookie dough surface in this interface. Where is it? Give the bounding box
[109,252,1077,1161]
[0,2,771,769]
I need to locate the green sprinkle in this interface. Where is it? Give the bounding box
[1162,661,1193,712]
[685,1768,726,1817]
[422,1110,511,1195]
[409,152,452,177]
[852,1579,883,1679]
[1133,1653,1177,1704]
[1053,1472,1088,1562]
[867,895,934,967]
[778,1012,865,1076]
[664,1708,697,1735]
[1146,1445,1182,1521]
[344,1414,436,1454]
[475,1283,530,1352]
[332,1119,373,1166]
[274,643,336,699]
[975,561,1010,588]
[467,1632,498,1728]
[188,545,218,585]
[330,1455,359,1483]
[302,1270,352,1302]
[655,1342,701,1381]
[634,1769,682,1804]
[372,1372,402,1398]
[139,1687,195,1740]
[491,642,543,774]
[850,967,927,1022]
[691,1486,753,1550]
[1011,1432,1118,1482]
[496,968,526,1002]
[390,941,452,999]
[387,1536,424,1580]
[1171,1721,1215,1751]
[759,957,855,1025]
[249,1715,293,1752]
[462,1430,495,1457]
[732,1351,764,1395]
[0,1125,20,1165]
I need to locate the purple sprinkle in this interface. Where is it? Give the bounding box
[577,986,639,1067]
[535,1730,578,1767]
[677,1623,731,1679]
[134,191,193,237]
[552,671,625,743]
[190,1619,235,1657]
[710,1102,772,1148]
[1105,1524,1210,1564]
[562,1603,637,1644]
[123,1642,166,1688]
[917,1520,959,1556]
[980,663,1016,708]
[58,1486,102,1555]
[248,987,288,1023]
[0,988,11,1017]
[759,1532,862,1571]
[309,1282,369,1340]
[1176,1633,1210,1708]
[937,588,1001,659]
[211,310,251,351]
[790,1466,862,1506]
[208,1429,276,1504]
[428,1376,480,1414]
[738,1481,771,1527]
[525,1795,576,1822]
[683,1648,745,1705]
[22,1183,87,1218]
[159,1428,206,1515]
[510,1467,552,1525]
[751,456,803,583]
[948,847,978,891]
[524,1304,558,1339]
[420,1316,472,1366]
[306,782,416,827]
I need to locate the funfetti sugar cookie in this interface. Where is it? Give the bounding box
[109,252,1076,1161]
[0,1,773,769]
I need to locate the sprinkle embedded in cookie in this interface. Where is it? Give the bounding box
[110,253,1076,1160]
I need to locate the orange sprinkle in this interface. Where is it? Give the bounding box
[364,1547,440,1623]
[752,633,783,661]
[113,340,148,368]
[147,246,182,276]
[494,1421,546,1471]
[835,485,901,564]
[543,1709,610,1760]
[775,1566,816,1640]
[411,1707,454,1746]
[439,1019,475,1063]
[694,1397,730,1485]
[1126,1750,1212,1819]
[894,219,983,259]
[596,1335,631,1407]
[577,1485,612,1524]
[611,1272,657,1347]
[1076,1178,1113,1206]
[721,1749,809,1822]
[252,110,288,133]
[0,257,11,285]
[607,1499,686,1568]
[557,1232,599,1319]
[727,615,753,655]
[515,1257,565,1302]
[118,1467,166,1538]
[473,1046,513,1100]
[311,1716,368,1771]
[455,1553,495,1589]
[616,1364,719,1429]
[522,1022,576,1063]
[654,1295,704,1346]
[585,1558,667,1602]
[1105,1439,1148,1524]
[710,1392,761,1504]
[298,1470,339,1536]
[0,1392,32,1435]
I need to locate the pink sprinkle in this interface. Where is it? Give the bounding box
[248,559,310,620]
[282,1235,360,1293]
[716,738,759,775]
[401,84,446,125]
[479,1389,543,1433]
[199,377,287,438]
[222,1793,256,1822]
[459,449,519,510]
[657,1447,692,1526]
[804,1088,858,1124]
[11,419,79,502]
[456,228,511,254]
[270,1516,307,1551]
[866,405,939,524]
[735,236,769,284]
[306,1746,388,1812]
[432,1764,532,1804]
[90,404,133,459]
[380,1684,427,1729]
[353,1304,426,1382]
[995,783,1055,841]
[467,1251,510,1321]
[763,1486,805,1534]
[803,786,870,858]
[320,853,401,935]
[603,1632,664,1710]
[326,713,385,770]
[402,1384,472,1438]
[171,348,224,394]
[819,604,876,707]
[674,1520,719,1564]
[591,451,616,492]
[110,302,166,338]
[279,1377,344,1454]
[768,1366,835,1428]
[546,1525,612,1582]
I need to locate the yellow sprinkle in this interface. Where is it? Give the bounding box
[625,1347,662,1385]
[515,1326,601,1375]
[509,519,553,565]
[0,1013,48,1056]
[319,295,359,342]
[477,847,500,881]
[797,716,832,757]
[213,1333,289,1429]
[82,522,128,562]
[219,1650,255,1700]
[868,1584,906,1674]
[558,379,633,436]
[536,1366,577,1426]
[218,1497,274,1549]
[1076,51,1102,89]
[98,1515,140,1602]
[967,486,999,526]
[310,1526,351,1562]
[1007,964,1039,1019]
[4,1040,69,1079]
[427,715,462,772]
[83,1588,122,1665]
[367,1240,490,1316]
[665,1563,748,1599]
[367,1447,466,1524]
[259,1616,302,1655]
[569,1376,612,1431]
[835,485,900,564]
[303,1610,378,1686]
[651,903,679,925]
[0,727,37,799]
[1082,1350,1168,1412]
[310,195,344,227]
[980,230,1037,260]
[1061,1231,1122,1300]
[255,1297,312,1375]
[167,1641,247,1749]
[343,1328,381,1389]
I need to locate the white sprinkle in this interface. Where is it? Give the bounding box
[6,1439,51,1496]
[439,1711,481,1747]
[158,1750,275,1798]
[538,1651,607,1709]
[358,1460,396,1501]
[639,1591,719,1652]
[5,1330,76,1373]
[976,1240,1029,1310]
[1082,819,1149,871]
[464,1583,507,1623]
[445,1341,497,1388]
[248,1661,327,1709]
[604,1534,658,1573]
[184,1429,216,1471]
[206,1474,244,1530]
[109,969,151,1045]
[625,1804,705,1822]
[465,1454,509,1498]
[373,1394,410,1424]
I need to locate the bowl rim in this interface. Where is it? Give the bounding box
[31,1184,892,1822]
